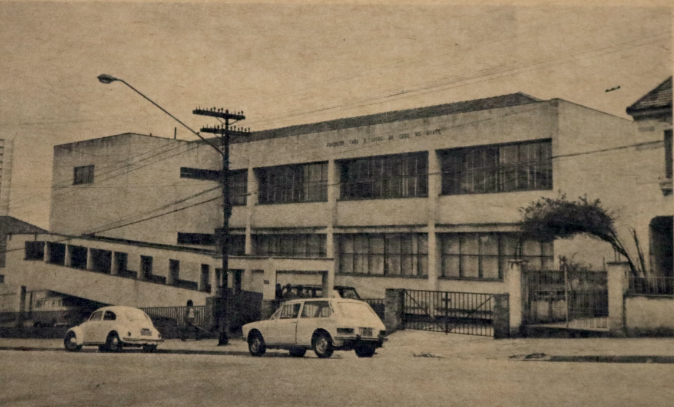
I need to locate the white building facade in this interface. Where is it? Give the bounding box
[47,92,669,299]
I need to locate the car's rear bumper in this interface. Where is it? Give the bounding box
[121,337,164,346]
[333,336,384,350]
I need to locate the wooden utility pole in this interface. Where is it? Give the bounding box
[193,108,249,345]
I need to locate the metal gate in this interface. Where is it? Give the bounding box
[403,289,495,337]
[523,269,608,330]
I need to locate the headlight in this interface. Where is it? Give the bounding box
[336,328,354,335]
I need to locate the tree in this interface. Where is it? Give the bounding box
[519,193,645,277]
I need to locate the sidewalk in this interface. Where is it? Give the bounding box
[3,331,674,362]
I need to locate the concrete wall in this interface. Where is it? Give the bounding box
[625,296,674,335]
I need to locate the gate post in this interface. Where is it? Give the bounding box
[607,262,629,336]
[384,288,405,333]
[492,294,510,339]
[506,260,526,337]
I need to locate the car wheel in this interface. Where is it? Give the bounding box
[354,344,376,358]
[248,332,266,357]
[142,345,157,353]
[104,332,122,353]
[312,332,334,359]
[63,331,82,352]
[289,347,306,357]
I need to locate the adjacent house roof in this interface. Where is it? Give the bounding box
[626,76,673,116]
[232,92,543,144]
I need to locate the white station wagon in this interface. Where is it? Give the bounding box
[63,306,163,353]
[242,298,386,358]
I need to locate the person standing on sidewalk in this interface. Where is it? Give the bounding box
[181,300,199,341]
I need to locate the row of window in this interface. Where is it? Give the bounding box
[75,139,553,204]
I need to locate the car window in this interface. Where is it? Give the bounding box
[103,311,116,321]
[301,301,332,318]
[89,311,103,321]
[279,303,301,319]
[339,288,360,300]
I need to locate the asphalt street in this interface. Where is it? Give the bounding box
[1,332,673,407]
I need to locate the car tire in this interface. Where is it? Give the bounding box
[142,345,157,353]
[103,332,122,353]
[248,332,266,357]
[63,331,82,352]
[312,332,334,359]
[289,347,307,357]
[354,344,376,358]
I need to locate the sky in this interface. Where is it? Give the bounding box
[0,1,671,229]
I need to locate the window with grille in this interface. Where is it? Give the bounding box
[257,162,328,204]
[440,233,553,280]
[340,152,428,200]
[254,234,326,258]
[338,234,428,277]
[440,140,552,195]
[73,165,94,185]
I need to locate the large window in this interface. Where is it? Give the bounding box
[338,234,428,277]
[440,233,553,280]
[257,162,328,204]
[73,165,94,185]
[440,140,552,195]
[254,234,326,258]
[340,152,428,200]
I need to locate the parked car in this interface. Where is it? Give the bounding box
[242,298,386,358]
[63,306,163,353]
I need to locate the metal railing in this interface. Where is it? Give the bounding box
[628,276,674,296]
[140,305,213,329]
[403,290,494,337]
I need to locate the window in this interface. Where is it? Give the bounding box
[440,140,552,195]
[178,233,215,246]
[25,241,45,260]
[103,311,116,321]
[665,130,672,179]
[279,303,301,319]
[257,162,328,204]
[301,301,332,318]
[340,152,428,200]
[440,233,553,280]
[254,234,326,258]
[141,256,153,280]
[73,165,94,185]
[338,234,428,277]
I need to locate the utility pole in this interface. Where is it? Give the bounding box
[193,107,249,345]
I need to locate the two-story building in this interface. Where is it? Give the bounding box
[44,91,657,299]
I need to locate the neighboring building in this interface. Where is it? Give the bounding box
[47,92,646,298]
[625,76,673,279]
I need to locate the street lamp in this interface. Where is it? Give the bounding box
[98,74,233,345]
[97,74,223,156]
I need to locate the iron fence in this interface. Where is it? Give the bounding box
[523,269,608,330]
[628,276,674,296]
[403,290,494,336]
[140,305,213,330]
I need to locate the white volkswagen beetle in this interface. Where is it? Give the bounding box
[242,298,386,358]
[63,306,163,353]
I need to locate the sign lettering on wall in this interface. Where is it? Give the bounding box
[326,128,442,148]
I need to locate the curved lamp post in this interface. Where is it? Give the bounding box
[97,74,222,156]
